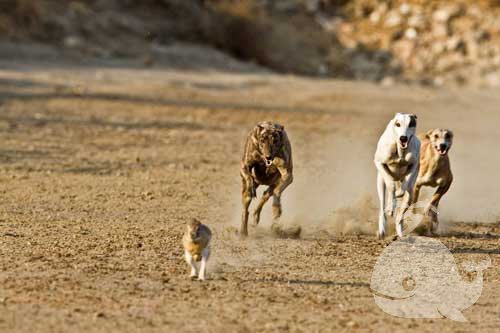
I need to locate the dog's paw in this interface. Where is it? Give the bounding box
[385,207,394,217]
[251,214,260,227]
[377,231,386,240]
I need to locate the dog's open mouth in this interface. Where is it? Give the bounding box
[435,146,448,155]
[399,136,410,149]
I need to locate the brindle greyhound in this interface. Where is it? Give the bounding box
[240,121,293,237]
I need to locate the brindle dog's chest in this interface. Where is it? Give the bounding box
[252,162,280,185]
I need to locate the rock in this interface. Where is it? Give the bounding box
[392,39,415,63]
[316,15,342,33]
[404,28,417,40]
[369,10,382,24]
[380,76,395,86]
[431,41,446,56]
[432,22,449,38]
[407,14,425,29]
[399,3,411,16]
[485,72,500,87]
[433,76,445,86]
[64,36,83,49]
[384,10,403,28]
[464,36,479,61]
[445,36,464,52]
[304,0,320,13]
[435,53,465,72]
[433,4,463,23]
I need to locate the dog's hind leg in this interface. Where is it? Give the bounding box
[252,186,274,226]
[198,248,210,281]
[395,164,419,237]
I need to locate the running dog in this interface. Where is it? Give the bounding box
[413,128,454,234]
[240,121,293,237]
[374,113,420,239]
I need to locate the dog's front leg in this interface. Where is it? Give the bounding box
[272,163,293,220]
[252,185,274,226]
[426,181,452,232]
[375,162,393,239]
[385,181,396,217]
[240,177,254,237]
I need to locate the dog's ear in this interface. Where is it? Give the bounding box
[251,126,261,145]
[409,114,417,127]
[425,129,434,139]
[276,125,285,142]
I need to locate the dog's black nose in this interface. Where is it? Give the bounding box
[439,143,447,151]
[400,136,408,143]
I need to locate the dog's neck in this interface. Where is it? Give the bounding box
[396,143,407,158]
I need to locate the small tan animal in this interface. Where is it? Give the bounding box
[240,121,293,237]
[413,128,454,233]
[182,218,212,281]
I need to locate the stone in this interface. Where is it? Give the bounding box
[485,72,500,87]
[432,22,449,38]
[433,4,463,23]
[399,3,411,16]
[407,15,425,29]
[445,36,463,52]
[392,39,415,62]
[405,28,417,40]
[384,10,403,28]
[435,53,465,72]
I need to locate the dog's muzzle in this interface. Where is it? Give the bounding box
[436,144,448,155]
[399,135,410,149]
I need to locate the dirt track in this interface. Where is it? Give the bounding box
[0,58,499,332]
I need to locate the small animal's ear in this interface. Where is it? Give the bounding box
[425,129,434,139]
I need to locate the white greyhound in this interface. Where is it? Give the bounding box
[374,113,420,239]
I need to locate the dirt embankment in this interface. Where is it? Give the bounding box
[3,1,500,86]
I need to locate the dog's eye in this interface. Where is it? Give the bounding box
[434,134,439,139]
[395,122,401,127]
[444,133,450,140]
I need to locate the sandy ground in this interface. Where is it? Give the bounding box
[0,57,499,332]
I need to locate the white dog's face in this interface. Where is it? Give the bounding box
[392,113,417,149]
[426,128,453,155]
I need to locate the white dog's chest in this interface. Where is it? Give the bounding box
[385,152,416,179]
